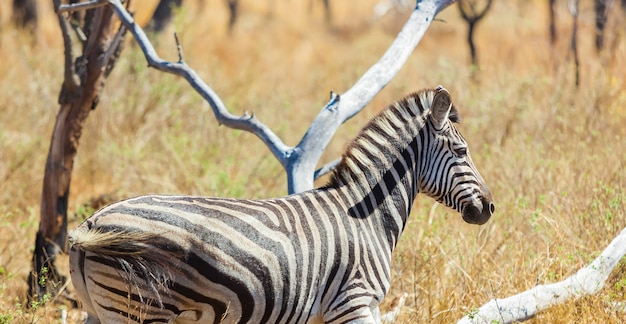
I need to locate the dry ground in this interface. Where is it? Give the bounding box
[1,0,626,323]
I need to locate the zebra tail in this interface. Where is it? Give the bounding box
[69,227,185,308]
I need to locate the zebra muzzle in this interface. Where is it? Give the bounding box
[461,196,494,225]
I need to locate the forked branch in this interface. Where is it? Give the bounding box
[107,0,293,169]
[60,0,456,194]
[293,0,455,192]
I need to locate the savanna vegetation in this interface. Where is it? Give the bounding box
[1,0,626,323]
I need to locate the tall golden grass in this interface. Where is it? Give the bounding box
[1,0,626,322]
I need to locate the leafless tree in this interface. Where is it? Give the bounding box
[12,0,38,32]
[29,0,127,302]
[594,0,612,52]
[226,0,238,34]
[146,0,183,34]
[549,0,557,45]
[457,0,493,67]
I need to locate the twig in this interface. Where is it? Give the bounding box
[314,158,341,180]
[107,0,293,168]
[174,32,184,63]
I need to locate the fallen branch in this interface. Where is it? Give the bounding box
[458,226,626,323]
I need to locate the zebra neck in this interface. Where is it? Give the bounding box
[342,131,422,220]
[321,91,439,253]
[326,102,428,227]
[328,124,424,254]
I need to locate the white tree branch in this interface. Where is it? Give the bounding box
[458,226,626,324]
[289,0,456,193]
[100,0,454,193]
[314,158,342,181]
[108,0,293,168]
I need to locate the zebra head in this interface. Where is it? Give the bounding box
[419,86,494,225]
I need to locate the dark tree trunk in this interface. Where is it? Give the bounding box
[29,1,126,302]
[12,0,38,32]
[594,0,609,52]
[147,0,183,33]
[549,0,557,44]
[467,22,477,65]
[227,0,239,34]
[458,0,493,67]
[569,0,580,87]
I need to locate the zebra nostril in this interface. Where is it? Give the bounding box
[488,202,495,214]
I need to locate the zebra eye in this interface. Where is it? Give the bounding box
[454,147,467,158]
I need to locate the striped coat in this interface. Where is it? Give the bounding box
[69,86,494,323]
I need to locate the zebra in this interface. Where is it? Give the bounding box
[68,85,495,323]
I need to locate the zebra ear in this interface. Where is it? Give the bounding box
[430,86,452,130]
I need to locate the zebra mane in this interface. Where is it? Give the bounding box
[326,88,460,189]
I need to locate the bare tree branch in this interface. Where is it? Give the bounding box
[54,0,80,93]
[174,32,184,62]
[105,0,455,193]
[108,0,293,169]
[100,25,126,67]
[314,158,341,181]
[458,226,626,324]
[289,0,456,192]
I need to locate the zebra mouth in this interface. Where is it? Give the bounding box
[461,197,494,225]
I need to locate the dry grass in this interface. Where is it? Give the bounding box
[1,0,626,323]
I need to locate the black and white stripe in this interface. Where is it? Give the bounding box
[69,86,494,323]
